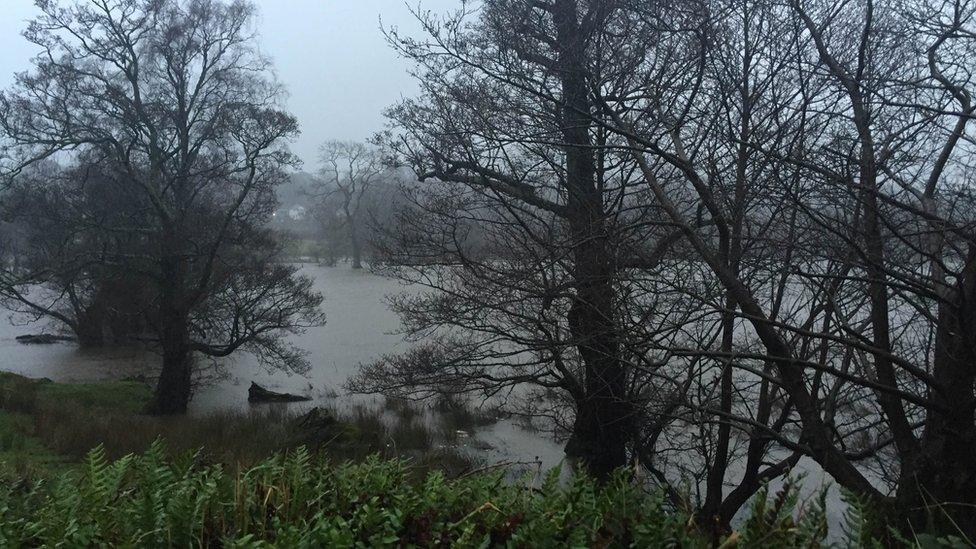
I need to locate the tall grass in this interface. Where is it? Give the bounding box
[33,401,298,464]
[0,373,475,477]
[435,395,502,432]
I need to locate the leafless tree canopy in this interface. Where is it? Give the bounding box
[307,141,386,269]
[1,0,975,540]
[0,0,324,414]
[345,0,976,538]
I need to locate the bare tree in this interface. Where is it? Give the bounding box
[0,158,157,346]
[358,0,976,538]
[0,0,324,414]
[309,141,384,269]
[590,0,976,537]
[355,0,696,482]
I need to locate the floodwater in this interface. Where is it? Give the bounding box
[0,264,568,471]
[0,264,855,536]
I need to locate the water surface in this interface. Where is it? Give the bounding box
[0,264,568,470]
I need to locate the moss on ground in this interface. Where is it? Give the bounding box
[0,372,152,477]
[0,371,152,413]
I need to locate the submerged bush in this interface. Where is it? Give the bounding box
[0,442,847,548]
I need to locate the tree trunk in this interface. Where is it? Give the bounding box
[149,236,193,415]
[74,309,107,347]
[567,298,631,480]
[699,295,736,536]
[349,219,363,269]
[151,315,192,414]
[701,65,751,536]
[898,254,976,538]
[554,0,630,481]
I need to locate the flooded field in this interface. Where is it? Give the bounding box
[0,263,567,471]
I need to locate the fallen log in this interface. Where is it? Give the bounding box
[16,334,76,345]
[248,382,312,403]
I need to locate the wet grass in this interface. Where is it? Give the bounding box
[32,402,298,465]
[435,395,502,432]
[0,371,151,414]
[0,412,65,478]
[0,372,300,470]
[383,396,421,422]
[389,416,434,451]
[0,373,478,481]
[348,402,475,477]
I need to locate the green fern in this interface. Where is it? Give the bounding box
[0,444,880,547]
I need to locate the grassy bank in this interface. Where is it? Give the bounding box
[0,373,474,480]
[0,372,151,477]
[0,374,951,547]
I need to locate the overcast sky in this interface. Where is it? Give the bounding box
[0,0,461,169]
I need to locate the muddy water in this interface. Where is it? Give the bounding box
[0,264,568,472]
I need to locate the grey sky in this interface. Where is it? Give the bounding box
[0,0,461,169]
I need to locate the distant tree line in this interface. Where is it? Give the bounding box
[293,141,396,270]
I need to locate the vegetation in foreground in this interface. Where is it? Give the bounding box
[0,374,967,547]
[0,442,840,548]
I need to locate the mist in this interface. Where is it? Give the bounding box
[0,0,974,545]
[0,0,461,166]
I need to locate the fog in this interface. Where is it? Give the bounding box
[1,0,974,543]
[0,0,461,166]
